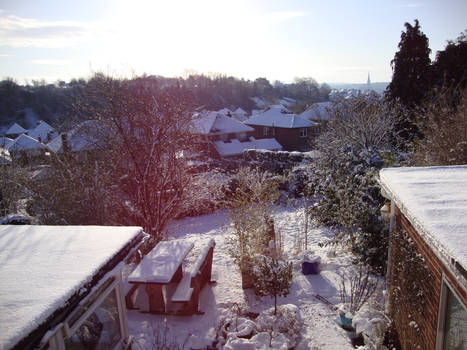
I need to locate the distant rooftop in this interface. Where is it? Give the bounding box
[245,106,317,128]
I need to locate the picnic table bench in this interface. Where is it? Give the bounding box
[170,238,216,315]
[126,238,215,315]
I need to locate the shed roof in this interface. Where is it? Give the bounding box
[0,225,143,350]
[245,106,317,128]
[379,165,467,272]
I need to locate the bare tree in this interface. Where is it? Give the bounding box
[65,74,198,240]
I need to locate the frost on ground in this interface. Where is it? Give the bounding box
[125,205,382,349]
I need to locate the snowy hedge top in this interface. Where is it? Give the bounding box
[379,165,467,270]
[0,225,143,350]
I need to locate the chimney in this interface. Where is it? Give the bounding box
[61,133,69,153]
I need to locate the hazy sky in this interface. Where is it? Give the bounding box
[0,0,465,84]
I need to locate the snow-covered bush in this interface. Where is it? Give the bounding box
[255,304,303,348]
[307,94,406,273]
[252,255,293,315]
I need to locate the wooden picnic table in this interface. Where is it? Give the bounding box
[128,240,194,313]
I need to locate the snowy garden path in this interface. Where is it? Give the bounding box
[126,206,356,349]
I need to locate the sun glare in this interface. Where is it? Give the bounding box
[97,0,261,78]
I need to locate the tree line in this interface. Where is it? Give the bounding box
[0,74,331,130]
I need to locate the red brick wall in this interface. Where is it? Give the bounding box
[249,126,313,151]
[388,205,467,350]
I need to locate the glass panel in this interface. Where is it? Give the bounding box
[65,289,122,350]
[68,277,115,327]
[443,287,467,350]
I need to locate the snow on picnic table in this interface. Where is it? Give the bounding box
[126,205,356,349]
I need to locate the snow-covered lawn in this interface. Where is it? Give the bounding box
[125,205,375,349]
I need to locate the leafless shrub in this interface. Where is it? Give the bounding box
[339,264,378,314]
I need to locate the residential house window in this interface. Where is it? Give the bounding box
[263,127,269,136]
[300,128,308,138]
[436,280,467,350]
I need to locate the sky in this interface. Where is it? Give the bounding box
[0,0,465,84]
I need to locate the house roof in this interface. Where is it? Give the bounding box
[6,123,27,135]
[300,102,333,121]
[213,137,283,157]
[0,136,14,149]
[245,106,317,128]
[192,113,253,135]
[28,121,55,141]
[47,120,102,153]
[379,165,467,272]
[0,225,144,350]
[233,107,247,115]
[8,134,47,152]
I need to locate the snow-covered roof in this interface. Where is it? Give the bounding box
[245,106,317,128]
[300,102,333,121]
[5,123,27,135]
[216,108,232,115]
[192,113,253,135]
[0,225,143,350]
[8,134,47,152]
[233,107,247,115]
[28,121,56,141]
[0,136,14,149]
[379,166,467,272]
[213,137,283,157]
[47,120,101,153]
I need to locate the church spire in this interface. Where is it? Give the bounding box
[366,72,371,91]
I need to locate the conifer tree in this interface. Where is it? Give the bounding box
[387,20,431,139]
[387,19,431,107]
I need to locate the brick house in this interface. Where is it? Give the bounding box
[245,106,318,151]
[379,166,467,350]
[192,112,281,158]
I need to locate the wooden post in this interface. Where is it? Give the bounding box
[146,284,165,314]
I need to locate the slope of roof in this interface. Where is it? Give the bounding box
[300,102,333,121]
[28,121,55,141]
[0,137,14,149]
[245,106,317,128]
[216,108,232,115]
[213,137,282,156]
[8,134,47,152]
[6,123,27,135]
[0,225,143,350]
[233,107,247,115]
[192,113,253,135]
[379,165,467,271]
[47,120,101,153]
